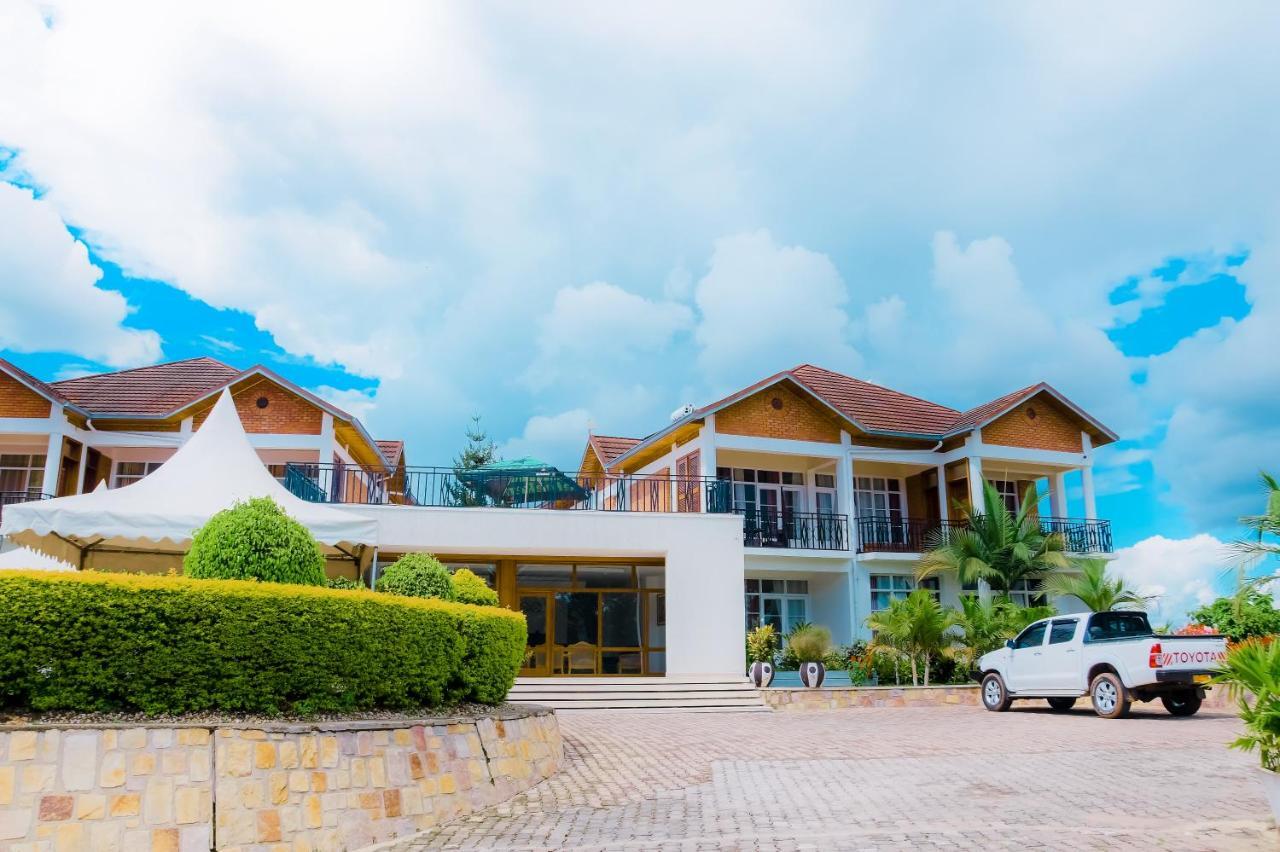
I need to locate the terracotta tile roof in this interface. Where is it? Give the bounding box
[944,383,1042,434]
[376,440,404,466]
[789,364,961,436]
[589,434,642,465]
[50,357,240,416]
[0,358,72,406]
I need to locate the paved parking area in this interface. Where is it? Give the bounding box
[392,702,1274,850]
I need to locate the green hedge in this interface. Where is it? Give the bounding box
[0,570,525,716]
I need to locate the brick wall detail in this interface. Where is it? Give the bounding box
[0,709,561,851]
[190,380,322,436]
[981,396,1084,453]
[0,373,53,419]
[764,685,980,711]
[715,385,842,444]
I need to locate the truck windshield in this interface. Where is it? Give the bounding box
[1085,612,1153,642]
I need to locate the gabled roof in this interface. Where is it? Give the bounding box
[376,440,404,467]
[51,357,240,417]
[588,434,642,466]
[0,358,78,411]
[789,364,960,436]
[606,364,1117,468]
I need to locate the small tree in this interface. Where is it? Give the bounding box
[376,553,456,600]
[1044,558,1150,612]
[1190,592,1280,642]
[867,590,960,686]
[446,415,501,507]
[451,568,499,606]
[745,624,780,664]
[184,497,325,585]
[787,625,832,664]
[948,596,1055,679]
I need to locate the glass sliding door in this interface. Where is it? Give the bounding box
[519,593,552,676]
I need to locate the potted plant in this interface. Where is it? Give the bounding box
[1214,637,1280,822]
[745,624,779,687]
[788,624,832,688]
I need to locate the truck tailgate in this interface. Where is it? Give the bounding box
[1148,637,1227,672]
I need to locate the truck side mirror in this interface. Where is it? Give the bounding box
[1005,639,1014,649]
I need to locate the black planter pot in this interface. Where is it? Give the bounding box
[747,660,775,688]
[799,661,826,688]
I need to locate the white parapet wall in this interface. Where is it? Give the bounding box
[350,506,747,677]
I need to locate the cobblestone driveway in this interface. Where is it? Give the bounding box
[391,703,1273,850]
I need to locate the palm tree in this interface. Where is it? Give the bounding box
[1043,558,1150,612]
[866,600,912,685]
[866,589,959,686]
[947,595,1056,677]
[917,480,1071,595]
[1233,472,1280,575]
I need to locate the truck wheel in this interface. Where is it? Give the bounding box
[1046,697,1076,711]
[1089,672,1131,719]
[981,673,1012,712]
[1161,691,1202,717]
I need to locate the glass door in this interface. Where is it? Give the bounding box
[519,593,553,676]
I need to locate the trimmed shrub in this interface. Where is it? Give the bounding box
[0,570,525,715]
[451,568,499,607]
[787,625,832,664]
[326,576,361,590]
[377,553,455,600]
[184,497,324,586]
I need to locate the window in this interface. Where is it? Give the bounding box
[814,473,837,514]
[988,479,1020,514]
[1085,612,1152,643]
[744,578,809,634]
[266,463,288,484]
[112,461,163,488]
[1048,619,1078,645]
[854,477,902,520]
[1014,622,1048,649]
[0,454,46,495]
[1008,578,1048,608]
[870,574,940,611]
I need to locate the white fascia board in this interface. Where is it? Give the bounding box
[0,418,61,434]
[847,446,944,466]
[713,432,845,459]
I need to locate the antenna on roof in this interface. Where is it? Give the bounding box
[669,403,695,422]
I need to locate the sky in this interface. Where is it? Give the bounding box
[1,1,1278,624]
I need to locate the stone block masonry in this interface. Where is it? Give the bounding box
[763,684,981,711]
[0,707,561,851]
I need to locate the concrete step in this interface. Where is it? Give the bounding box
[508,675,769,712]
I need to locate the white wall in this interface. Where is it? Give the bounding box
[350,505,746,677]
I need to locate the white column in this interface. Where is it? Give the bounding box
[319,413,336,462]
[1050,472,1068,518]
[698,414,716,479]
[936,464,950,522]
[41,407,64,496]
[179,416,193,440]
[1080,432,1096,520]
[73,444,88,495]
[669,442,679,511]
[839,430,858,639]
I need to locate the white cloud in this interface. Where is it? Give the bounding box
[524,282,693,390]
[694,230,860,388]
[499,408,593,465]
[0,184,160,367]
[312,385,377,424]
[1109,534,1229,627]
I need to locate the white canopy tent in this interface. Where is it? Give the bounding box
[0,390,379,572]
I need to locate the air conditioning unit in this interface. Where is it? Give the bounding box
[669,403,695,422]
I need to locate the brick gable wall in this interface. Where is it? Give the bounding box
[982,395,1084,453]
[189,379,322,435]
[0,373,53,418]
[716,384,842,444]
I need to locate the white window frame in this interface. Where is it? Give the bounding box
[0,453,47,495]
[745,578,810,635]
[111,460,164,489]
[1008,578,1047,608]
[869,574,940,612]
[854,476,904,520]
[988,478,1021,514]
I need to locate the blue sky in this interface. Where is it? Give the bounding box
[2,2,1279,623]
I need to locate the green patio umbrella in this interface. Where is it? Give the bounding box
[455,457,590,506]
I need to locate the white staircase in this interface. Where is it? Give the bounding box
[507,675,770,713]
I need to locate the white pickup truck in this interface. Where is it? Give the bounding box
[978,611,1227,718]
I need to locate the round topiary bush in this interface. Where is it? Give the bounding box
[376,553,455,600]
[451,568,499,607]
[183,497,325,586]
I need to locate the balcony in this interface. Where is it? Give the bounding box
[855,515,1114,555]
[284,463,733,514]
[740,509,850,552]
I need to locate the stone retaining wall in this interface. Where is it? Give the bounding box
[0,706,561,851]
[764,684,979,711]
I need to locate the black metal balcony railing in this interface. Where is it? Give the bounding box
[0,490,51,526]
[855,514,1114,554]
[740,509,849,551]
[284,463,733,514]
